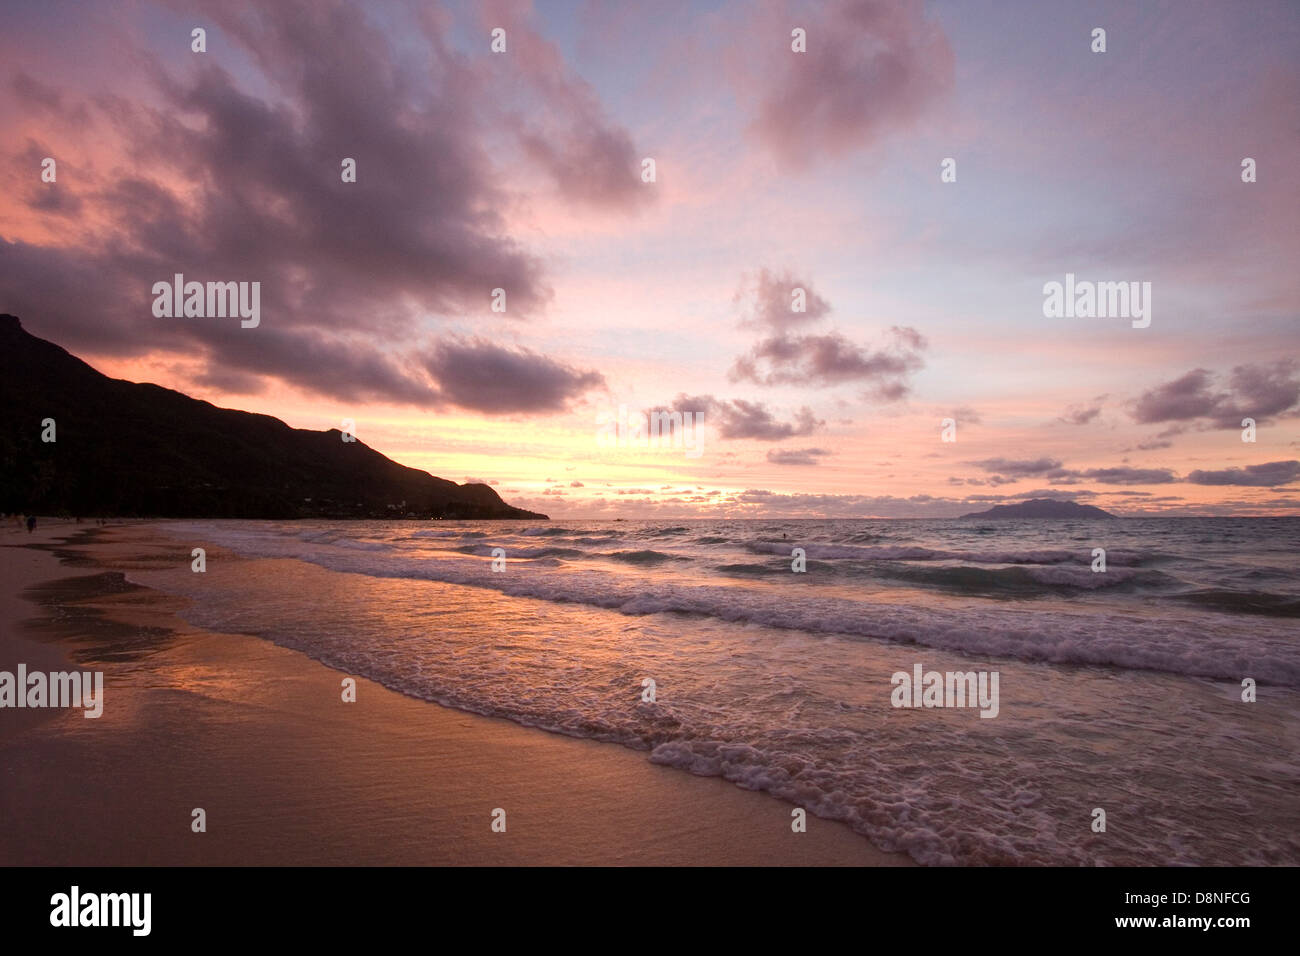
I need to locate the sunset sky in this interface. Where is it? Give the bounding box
[1,0,1297,517]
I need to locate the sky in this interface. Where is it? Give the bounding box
[1,0,1297,517]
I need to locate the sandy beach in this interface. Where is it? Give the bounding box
[0,520,910,866]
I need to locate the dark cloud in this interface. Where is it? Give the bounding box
[11,72,88,122]
[740,0,954,170]
[493,5,652,211]
[1186,461,1300,486]
[970,457,1064,477]
[1131,364,1300,428]
[425,339,604,414]
[199,325,439,405]
[1073,467,1178,485]
[0,0,644,406]
[969,458,1175,486]
[24,186,83,217]
[518,127,645,209]
[727,270,925,398]
[964,489,1094,502]
[191,364,268,396]
[967,454,1285,488]
[669,393,822,441]
[1217,362,1300,427]
[730,326,926,396]
[734,268,832,330]
[8,139,85,219]
[1058,401,1104,425]
[766,447,832,466]
[1131,369,1222,423]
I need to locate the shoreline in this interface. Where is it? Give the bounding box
[0,520,912,866]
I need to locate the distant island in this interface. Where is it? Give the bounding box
[959,498,1116,519]
[0,314,546,520]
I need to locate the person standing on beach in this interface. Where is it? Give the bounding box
[26,515,37,533]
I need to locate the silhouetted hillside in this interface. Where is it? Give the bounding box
[0,314,545,520]
[960,498,1115,519]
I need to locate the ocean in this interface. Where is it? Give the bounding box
[135,517,1300,865]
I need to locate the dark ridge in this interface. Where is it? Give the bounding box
[0,314,546,520]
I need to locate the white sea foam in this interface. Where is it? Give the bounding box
[165,520,1300,685]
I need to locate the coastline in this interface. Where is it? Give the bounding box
[0,520,911,866]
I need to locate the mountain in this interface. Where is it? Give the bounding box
[0,314,546,520]
[959,498,1116,519]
